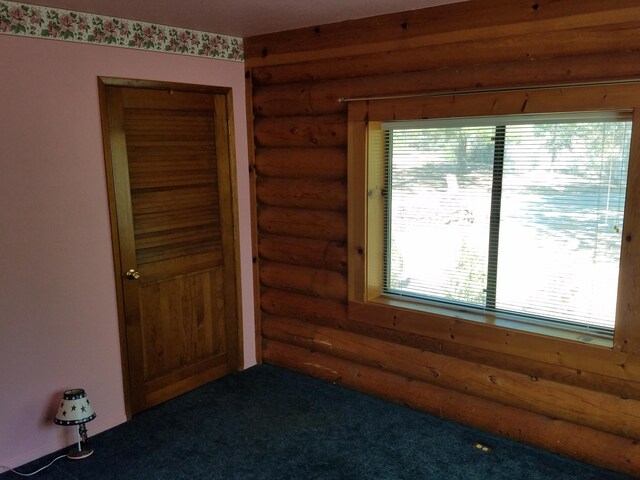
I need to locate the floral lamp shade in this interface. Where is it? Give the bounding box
[54,389,96,425]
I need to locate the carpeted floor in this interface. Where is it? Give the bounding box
[1,365,632,479]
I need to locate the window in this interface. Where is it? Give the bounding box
[348,84,640,348]
[383,113,631,335]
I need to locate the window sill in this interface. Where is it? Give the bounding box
[362,294,614,349]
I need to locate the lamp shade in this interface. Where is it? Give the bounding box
[54,389,96,426]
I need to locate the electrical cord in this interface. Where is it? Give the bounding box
[0,455,66,477]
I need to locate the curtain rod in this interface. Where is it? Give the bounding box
[337,79,640,104]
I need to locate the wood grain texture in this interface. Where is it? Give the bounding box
[212,93,243,370]
[102,83,139,416]
[262,340,640,478]
[251,23,640,85]
[261,287,347,327]
[361,83,640,123]
[144,361,228,409]
[260,261,347,301]
[615,108,640,355]
[103,84,240,414]
[246,70,263,363]
[258,206,347,241]
[261,312,640,400]
[254,114,347,147]
[139,269,226,381]
[253,50,640,116]
[246,1,640,473]
[262,315,640,438]
[348,300,640,382]
[125,104,221,266]
[255,148,347,179]
[246,0,640,68]
[258,234,347,273]
[257,177,346,211]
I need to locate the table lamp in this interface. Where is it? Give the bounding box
[54,389,96,459]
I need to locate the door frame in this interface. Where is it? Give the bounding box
[98,77,244,419]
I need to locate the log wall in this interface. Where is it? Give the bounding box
[245,0,640,475]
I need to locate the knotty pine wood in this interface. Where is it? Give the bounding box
[258,234,347,273]
[349,300,640,382]
[260,261,347,301]
[102,82,241,414]
[245,0,640,473]
[251,25,640,86]
[255,148,346,179]
[263,313,640,401]
[254,50,640,117]
[246,70,263,362]
[245,0,640,66]
[258,206,346,241]
[262,315,640,439]
[359,83,640,124]
[212,92,243,370]
[145,360,228,409]
[262,339,640,477]
[261,287,347,328]
[616,108,640,356]
[254,114,347,147]
[257,177,346,211]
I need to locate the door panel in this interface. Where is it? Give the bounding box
[102,83,240,414]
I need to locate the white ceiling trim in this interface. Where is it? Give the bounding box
[0,0,244,61]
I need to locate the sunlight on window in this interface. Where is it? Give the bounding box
[385,116,631,331]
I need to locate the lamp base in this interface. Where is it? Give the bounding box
[66,447,93,460]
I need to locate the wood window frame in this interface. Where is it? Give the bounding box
[347,84,640,374]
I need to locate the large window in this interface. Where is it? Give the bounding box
[383,113,631,334]
[348,84,640,348]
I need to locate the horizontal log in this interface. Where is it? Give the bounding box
[262,340,640,477]
[261,312,640,400]
[362,83,640,123]
[245,4,640,475]
[245,0,640,66]
[260,261,347,301]
[253,83,316,116]
[246,0,526,60]
[253,50,640,116]
[250,21,640,84]
[258,234,347,273]
[256,177,347,211]
[438,341,640,402]
[255,148,347,179]
[258,206,347,241]
[349,301,640,382]
[262,315,640,438]
[254,114,347,147]
[260,287,347,326]
[439,335,640,401]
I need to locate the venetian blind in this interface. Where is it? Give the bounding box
[382,112,632,332]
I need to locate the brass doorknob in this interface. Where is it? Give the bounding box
[125,269,140,280]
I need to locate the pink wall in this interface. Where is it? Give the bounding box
[0,34,255,469]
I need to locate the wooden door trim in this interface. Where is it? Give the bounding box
[220,90,245,370]
[98,77,244,418]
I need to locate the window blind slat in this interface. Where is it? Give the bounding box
[384,114,631,332]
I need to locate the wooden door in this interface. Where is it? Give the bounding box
[101,81,240,415]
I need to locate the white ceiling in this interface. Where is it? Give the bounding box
[17,0,466,37]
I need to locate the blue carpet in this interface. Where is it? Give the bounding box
[1,365,631,479]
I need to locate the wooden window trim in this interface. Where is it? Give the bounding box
[347,84,640,378]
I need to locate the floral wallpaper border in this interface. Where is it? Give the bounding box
[0,0,243,61]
